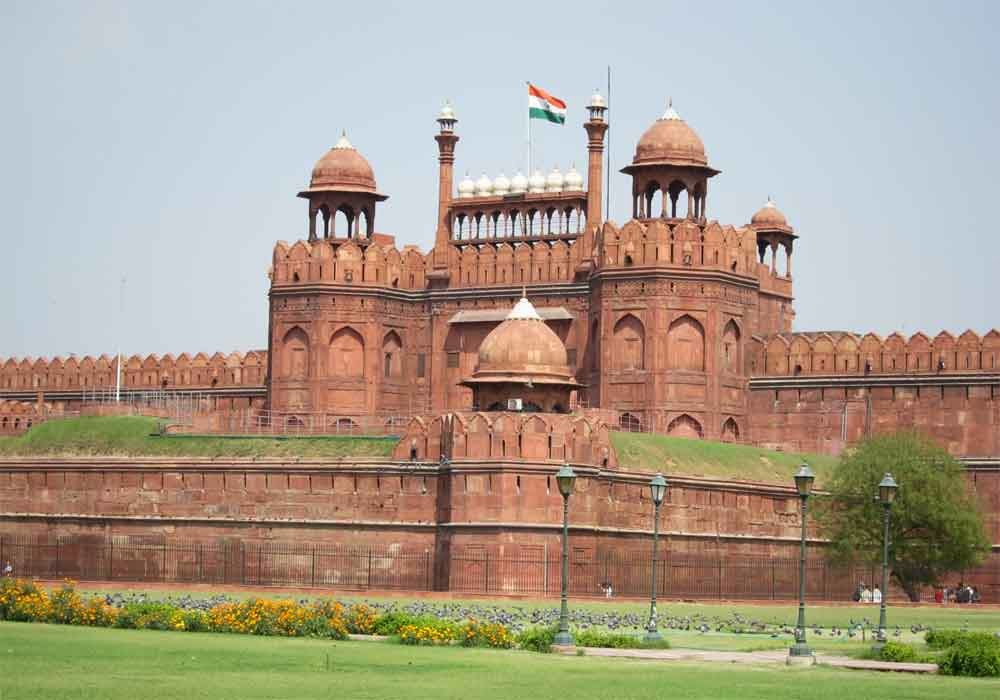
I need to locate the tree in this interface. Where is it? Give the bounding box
[820,431,990,601]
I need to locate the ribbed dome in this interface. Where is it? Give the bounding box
[564,164,584,191]
[475,172,493,197]
[493,172,511,195]
[458,172,475,198]
[510,171,528,194]
[751,197,788,227]
[308,133,378,193]
[632,102,708,168]
[528,170,546,193]
[545,166,564,193]
[470,296,578,385]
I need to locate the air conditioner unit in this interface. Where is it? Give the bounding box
[506,398,523,411]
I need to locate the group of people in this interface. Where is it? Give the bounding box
[935,582,981,604]
[851,583,883,604]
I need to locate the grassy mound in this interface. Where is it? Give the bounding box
[0,416,396,459]
[612,432,837,486]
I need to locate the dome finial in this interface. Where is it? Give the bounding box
[334,131,354,150]
[661,98,680,121]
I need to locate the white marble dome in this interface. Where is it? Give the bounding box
[475,172,493,197]
[528,170,546,193]
[545,166,564,193]
[510,171,528,194]
[493,172,511,195]
[458,172,475,198]
[589,90,606,109]
[564,164,584,191]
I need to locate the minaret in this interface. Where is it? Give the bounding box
[583,90,609,229]
[434,101,459,248]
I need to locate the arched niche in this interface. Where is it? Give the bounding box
[329,327,365,378]
[382,330,403,379]
[721,417,740,443]
[667,413,703,439]
[613,314,645,371]
[721,319,741,373]
[282,326,310,379]
[668,314,706,371]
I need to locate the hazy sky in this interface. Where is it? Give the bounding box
[2,1,998,359]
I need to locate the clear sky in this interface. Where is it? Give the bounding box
[2,0,998,359]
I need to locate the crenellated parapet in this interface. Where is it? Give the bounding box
[392,410,617,467]
[751,329,1000,376]
[270,238,429,290]
[0,350,268,392]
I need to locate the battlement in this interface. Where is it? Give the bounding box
[752,330,1000,376]
[0,351,268,392]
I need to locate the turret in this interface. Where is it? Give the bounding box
[434,101,459,248]
[583,90,609,228]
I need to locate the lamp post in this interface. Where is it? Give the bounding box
[875,472,898,648]
[645,473,668,642]
[789,463,815,662]
[554,462,577,647]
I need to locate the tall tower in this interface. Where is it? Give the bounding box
[434,102,459,248]
[620,101,719,221]
[298,133,387,242]
[583,90,608,228]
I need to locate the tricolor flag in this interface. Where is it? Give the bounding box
[528,83,567,125]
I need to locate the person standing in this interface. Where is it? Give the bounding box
[872,586,882,604]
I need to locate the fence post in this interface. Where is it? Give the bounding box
[241,544,246,585]
[484,551,490,595]
[367,548,373,589]
[771,559,776,600]
[311,548,316,588]
[108,538,114,581]
[717,558,723,599]
[54,538,60,579]
[198,544,203,583]
[257,546,263,586]
[162,543,167,583]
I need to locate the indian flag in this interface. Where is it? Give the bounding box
[528,84,567,124]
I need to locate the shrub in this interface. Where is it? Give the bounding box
[345,604,378,635]
[939,639,1000,677]
[372,611,418,636]
[516,625,557,653]
[398,623,458,646]
[460,619,514,649]
[926,629,1000,651]
[115,602,182,631]
[0,578,51,622]
[878,641,919,663]
[573,629,671,650]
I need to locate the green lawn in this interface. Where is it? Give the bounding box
[1,623,998,700]
[0,416,397,459]
[612,431,839,485]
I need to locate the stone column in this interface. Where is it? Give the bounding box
[584,118,609,227]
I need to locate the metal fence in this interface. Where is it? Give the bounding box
[2,534,997,602]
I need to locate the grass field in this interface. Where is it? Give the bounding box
[0,416,397,459]
[1,622,998,700]
[612,431,839,485]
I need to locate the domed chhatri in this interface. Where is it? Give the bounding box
[509,171,528,194]
[457,172,475,198]
[475,172,493,197]
[461,294,581,413]
[632,100,708,168]
[545,166,564,193]
[305,132,383,196]
[564,164,584,192]
[751,197,794,232]
[528,170,546,194]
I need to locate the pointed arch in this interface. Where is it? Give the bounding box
[667,413,703,439]
[281,326,310,379]
[721,417,740,443]
[382,330,403,378]
[329,326,365,378]
[668,314,705,371]
[721,319,741,373]
[613,314,645,370]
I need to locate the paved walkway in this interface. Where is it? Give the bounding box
[563,646,938,673]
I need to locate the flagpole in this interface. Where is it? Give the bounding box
[526,81,532,177]
[606,66,611,222]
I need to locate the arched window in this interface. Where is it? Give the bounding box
[619,412,642,432]
[613,314,645,370]
[382,330,403,379]
[333,206,353,238]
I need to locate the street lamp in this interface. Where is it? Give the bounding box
[645,473,668,642]
[554,462,577,646]
[875,472,899,647]
[789,462,815,663]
